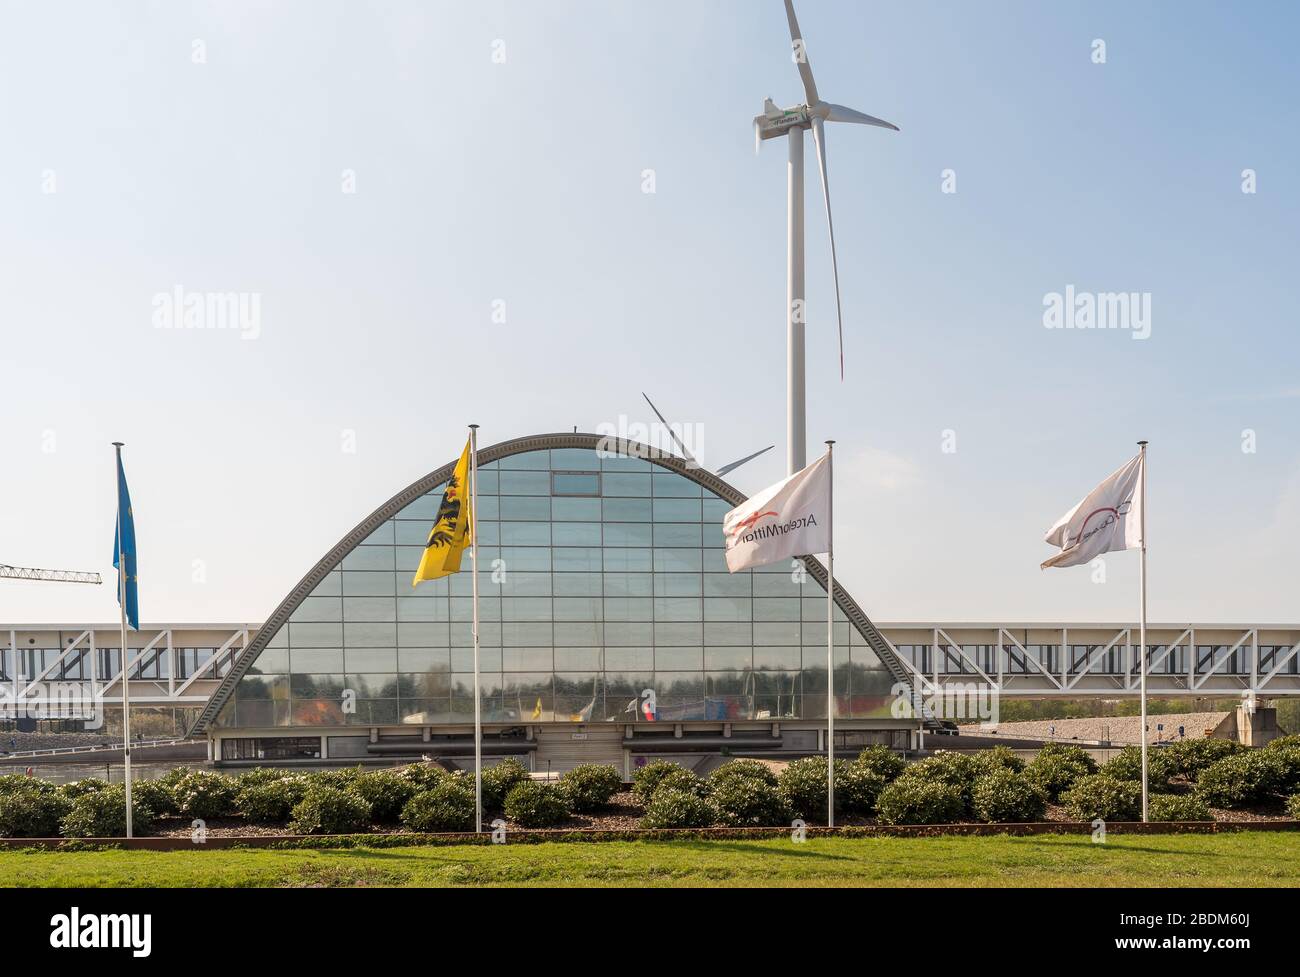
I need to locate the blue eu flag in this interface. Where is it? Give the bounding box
[112,447,139,630]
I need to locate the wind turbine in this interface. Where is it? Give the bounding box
[754,0,898,475]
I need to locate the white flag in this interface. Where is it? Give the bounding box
[723,453,830,573]
[1041,452,1144,569]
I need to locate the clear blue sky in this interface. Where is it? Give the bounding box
[1,0,1296,626]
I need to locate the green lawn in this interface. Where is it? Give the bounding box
[2,833,1300,887]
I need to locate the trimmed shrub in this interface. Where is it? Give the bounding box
[1060,775,1141,822]
[1148,793,1213,822]
[856,745,906,783]
[709,759,778,788]
[237,777,308,823]
[348,770,417,823]
[875,777,965,825]
[0,790,71,837]
[400,779,475,832]
[308,766,364,791]
[61,785,155,837]
[836,764,888,817]
[710,776,791,827]
[1270,747,1300,795]
[172,771,239,819]
[896,752,978,814]
[969,746,1026,777]
[130,779,179,817]
[779,757,842,821]
[288,786,371,835]
[970,769,1047,823]
[235,767,290,788]
[0,774,54,796]
[639,787,716,829]
[1025,743,1098,802]
[1264,734,1300,752]
[480,758,530,810]
[1195,752,1285,809]
[57,777,110,801]
[1287,793,1300,819]
[398,762,447,792]
[558,764,623,813]
[635,764,708,803]
[156,767,192,790]
[1166,738,1245,779]
[1101,746,1177,792]
[503,780,571,828]
[632,760,689,802]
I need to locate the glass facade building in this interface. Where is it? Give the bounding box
[204,435,907,735]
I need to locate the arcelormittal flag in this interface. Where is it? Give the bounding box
[723,453,831,573]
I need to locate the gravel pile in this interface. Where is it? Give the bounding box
[967,712,1233,745]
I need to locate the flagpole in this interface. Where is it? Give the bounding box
[113,442,133,840]
[1137,440,1149,823]
[469,424,482,833]
[825,440,835,829]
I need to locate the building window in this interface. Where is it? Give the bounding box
[221,736,321,760]
[552,471,601,496]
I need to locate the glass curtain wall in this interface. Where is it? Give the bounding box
[216,445,895,728]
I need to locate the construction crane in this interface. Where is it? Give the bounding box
[0,564,102,585]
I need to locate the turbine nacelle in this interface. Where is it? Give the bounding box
[754,99,898,144]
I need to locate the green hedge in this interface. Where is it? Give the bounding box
[639,787,716,829]
[632,761,690,802]
[970,769,1047,823]
[778,757,842,821]
[875,777,965,825]
[1194,752,1285,809]
[171,771,239,819]
[0,790,71,837]
[480,758,531,810]
[348,770,417,823]
[503,780,571,828]
[57,778,110,801]
[0,774,55,797]
[237,778,309,823]
[1265,734,1300,752]
[710,776,791,827]
[709,759,778,788]
[288,786,371,835]
[1025,743,1097,801]
[836,763,888,817]
[1060,775,1141,822]
[855,745,906,783]
[400,779,475,832]
[130,779,179,817]
[1148,793,1213,822]
[61,785,156,837]
[1166,738,1245,779]
[558,764,623,813]
[969,746,1025,777]
[1101,746,1177,792]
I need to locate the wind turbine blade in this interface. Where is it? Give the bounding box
[716,445,775,478]
[810,117,844,380]
[783,0,818,105]
[641,392,697,463]
[825,103,900,131]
